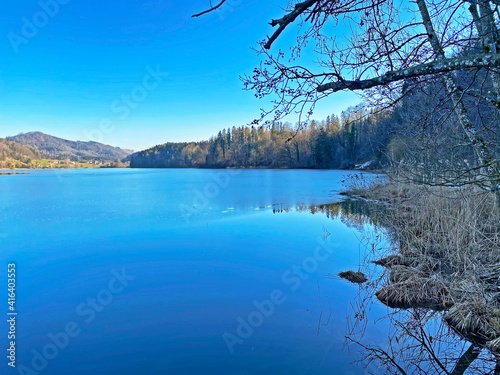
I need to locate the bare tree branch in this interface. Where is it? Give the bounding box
[264,0,319,49]
[192,0,228,18]
[317,53,500,92]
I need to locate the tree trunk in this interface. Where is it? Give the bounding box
[451,344,480,375]
[417,0,499,194]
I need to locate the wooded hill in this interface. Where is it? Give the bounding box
[0,138,41,168]
[7,132,133,163]
[131,105,395,169]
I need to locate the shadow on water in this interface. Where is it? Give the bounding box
[276,198,499,375]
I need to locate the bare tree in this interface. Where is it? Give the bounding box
[195,0,500,195]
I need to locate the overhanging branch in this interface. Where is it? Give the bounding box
[192,0,228,18]
[317,53,500,92]
[264,0,319,49]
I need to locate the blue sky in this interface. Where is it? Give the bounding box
[0,0,360,151]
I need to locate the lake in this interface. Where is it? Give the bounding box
[0,168,386,375]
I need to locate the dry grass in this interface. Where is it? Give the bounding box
[375,277,453,310]
[350,179,500,354]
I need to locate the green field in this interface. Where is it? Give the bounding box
[0,159,128,169]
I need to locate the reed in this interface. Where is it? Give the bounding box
[347,177,500,357]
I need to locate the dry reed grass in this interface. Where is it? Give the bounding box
[349,178,500,355]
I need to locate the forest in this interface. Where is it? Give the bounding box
[188,1,500,373]
[0,138,41,169]
[130,104,397,169]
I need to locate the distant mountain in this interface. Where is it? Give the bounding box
[7,132,133,162]
[0,138,41,166]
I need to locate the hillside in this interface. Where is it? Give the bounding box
[0,138,41,168]
[130,105,390,169]
[131,143,193,168]
[7,132,133,162]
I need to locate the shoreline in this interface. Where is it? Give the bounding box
[343,178,500,372]
[1,166,380,172]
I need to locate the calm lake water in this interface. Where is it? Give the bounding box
[1,168,386,375]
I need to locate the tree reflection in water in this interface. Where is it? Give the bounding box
[274,198,499,375]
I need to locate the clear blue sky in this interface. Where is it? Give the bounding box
[0,0,360,151]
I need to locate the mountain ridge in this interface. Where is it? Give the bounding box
[6,131,133,162]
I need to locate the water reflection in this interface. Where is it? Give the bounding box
[272,198,382,229]
[290,198,499,375]
[4,168,491,374]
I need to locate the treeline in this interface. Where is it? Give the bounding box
[0,136,130,169]
[131,105,396,169]
[0,138,41,168]
[129,51,499,174]
[7,132,132,163]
